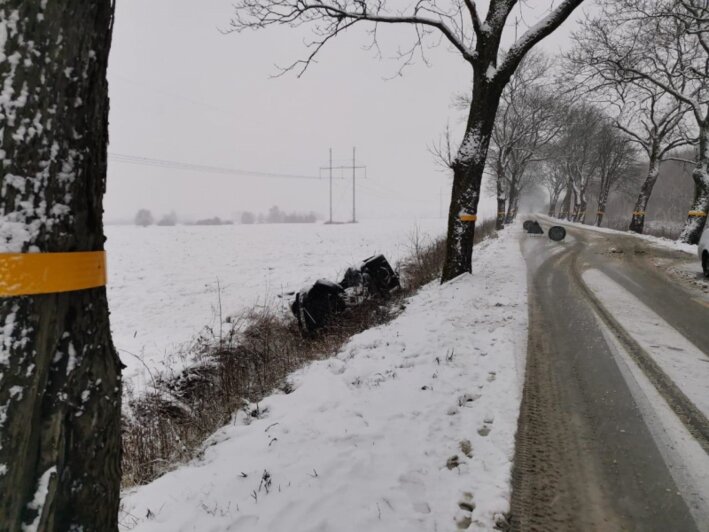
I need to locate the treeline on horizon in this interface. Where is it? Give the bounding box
[132,205,319,227]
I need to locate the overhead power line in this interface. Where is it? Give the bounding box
[108,152,322,180]
[320,148,367,223]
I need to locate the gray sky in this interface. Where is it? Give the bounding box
[105,0,594,223]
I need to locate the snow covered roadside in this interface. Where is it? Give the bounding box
[119,228,528,532]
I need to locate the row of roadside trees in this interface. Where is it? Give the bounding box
[489,0,707,242]
[482,52,641,232]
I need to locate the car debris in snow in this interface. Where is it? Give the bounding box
[548,226,566,241]
[291,254,400,335]
[526,221,544,235]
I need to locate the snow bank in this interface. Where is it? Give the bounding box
[120,227,528,532]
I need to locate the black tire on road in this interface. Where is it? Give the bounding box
[523,220,534,231]
[548,226,566,241]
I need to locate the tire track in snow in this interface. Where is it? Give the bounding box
[573,261,709,454]
[511,224,700,532]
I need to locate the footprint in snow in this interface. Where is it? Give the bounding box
[446,455,460,470]
[455,492,476,529]
[487,371,496,382]
[478,414,494,436]
[458,393,480,407]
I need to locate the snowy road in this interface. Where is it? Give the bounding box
[511,219,709,532]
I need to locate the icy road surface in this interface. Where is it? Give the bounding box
[512,218,708,531]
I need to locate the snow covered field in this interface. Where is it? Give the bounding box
[119,227,528,532]
[106,218,446,391]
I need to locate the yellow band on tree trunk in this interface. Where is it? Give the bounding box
[459,214,477,222]
[0,251,107,297]
[688,211,707,217]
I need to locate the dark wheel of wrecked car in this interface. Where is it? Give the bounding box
[703,252,709,278]
[523,220,534,231]
[548,225,566,241]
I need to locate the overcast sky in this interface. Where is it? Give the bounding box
[105,0,595,223]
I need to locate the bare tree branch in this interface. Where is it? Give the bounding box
[497,0,586,80]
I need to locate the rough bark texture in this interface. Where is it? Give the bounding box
[496,197,506,230]
[442,75,503,282]
[680,125,709,244]
[571,186,587,224]
[629,155,661,234]
[0,2,120,531]
[573,184,589,224]
[495,156,507,230]
[505,190,519,224]
[505,174,518,224]
[595,173,610,227]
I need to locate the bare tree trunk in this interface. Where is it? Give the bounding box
[595,201,606,226]
[680,125,709,244]
[559,186,572,219]
[506,194,520,223]
[442,78,503,282]
[496,197,506,230]
[572,185,588,224]
[495,159,507,230]
[577,198,588,224]
[548,201,557,217]
[596,177,609,227]
[505,182,519,224]
[0,3,121,531]
[629,154,661,234]
[595,183,610,227]
[571,188,581,221]
[547,185,561,217]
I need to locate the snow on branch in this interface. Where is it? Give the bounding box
[496,0,586,80]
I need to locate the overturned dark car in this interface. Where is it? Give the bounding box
[291,254,400,335]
